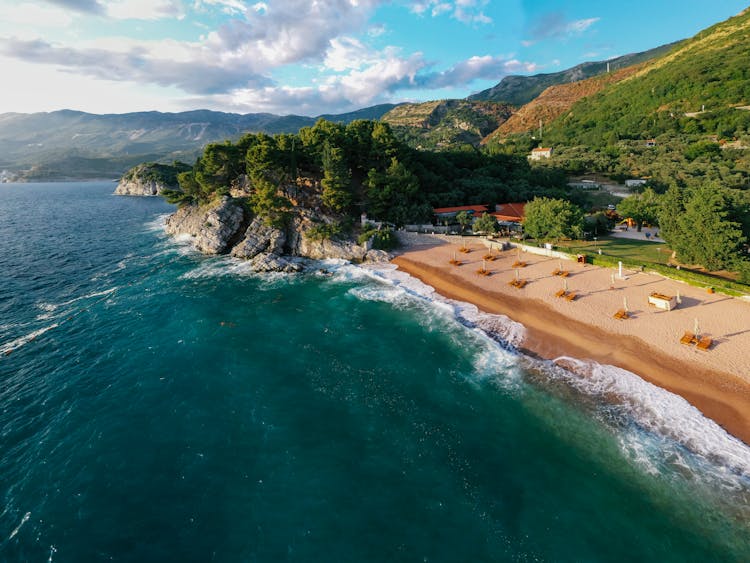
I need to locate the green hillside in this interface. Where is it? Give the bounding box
[544,8,750,146]
[468,43,678,106]
[381,99,513,149]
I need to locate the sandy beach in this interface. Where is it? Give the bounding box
[392,234,750,444]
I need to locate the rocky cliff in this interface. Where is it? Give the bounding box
[165,197,390,272]
[114,162,190,196]
[114,177,167,196]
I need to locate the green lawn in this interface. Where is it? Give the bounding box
[555,236,672,265]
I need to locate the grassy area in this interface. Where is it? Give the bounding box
[546,235,750,297]
[556,236,672,265]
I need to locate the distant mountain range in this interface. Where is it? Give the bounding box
[0,105,397,181]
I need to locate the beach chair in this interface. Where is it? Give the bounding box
[555,289,566,298]
[565,292,577,301]
[559,270,570,277]
[511,260,526,268]
[613,309,629,319]
[679,332,696,345]
[696,336,713,351]
[551,268,561,276]
[515,279,527,289]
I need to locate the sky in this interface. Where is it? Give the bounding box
[0,0,748,116]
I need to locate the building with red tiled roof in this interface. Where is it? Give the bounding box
[490,203,526,224]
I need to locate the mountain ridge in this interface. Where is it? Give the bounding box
[0,105,399,181]
[468,42,680,107]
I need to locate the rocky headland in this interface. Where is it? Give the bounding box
[164,196,391,272]
[114,162,190,196]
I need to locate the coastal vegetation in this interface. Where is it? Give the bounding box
[162,118,571,232]
[522,197,584,242]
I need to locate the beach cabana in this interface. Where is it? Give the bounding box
[648,292,677,311]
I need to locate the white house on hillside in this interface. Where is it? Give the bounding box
[528,147,553,160]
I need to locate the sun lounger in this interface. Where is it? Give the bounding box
[551,268,560,276]
[613,309,629,319]
[559,270,570,277]
[680,331,696,345]
[555,289,566,298]
[511,261,526,268]
[515,279,527,289]
[565,292,577,301]
[696,336,713,351]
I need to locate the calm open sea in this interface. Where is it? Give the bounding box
[2,181,750,562]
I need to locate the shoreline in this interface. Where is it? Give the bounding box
[391,236,750,445]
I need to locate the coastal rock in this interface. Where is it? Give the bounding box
[114,177,164,196]
[285,213,369,262]
[297,236,368,262]
[230,216,287,259]
[249,253,303,273]
[165,197,246,255]
[165,197,389,271]
[114,163,185,196]
[365,249,392,263]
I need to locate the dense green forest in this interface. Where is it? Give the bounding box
[165,118,570,226]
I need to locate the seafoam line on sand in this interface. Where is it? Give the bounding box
[345,261,750,490]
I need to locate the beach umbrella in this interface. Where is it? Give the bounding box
[676,290,681,304]
[694,318,700,338]
[623,297,628,312]
[559,260,563,271]
[515,268,520,281]
[482,259,486,271]
[611,273,615,285]
[564,278,568,292]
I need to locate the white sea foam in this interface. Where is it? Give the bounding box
[179,254,300,288]
[340,261,750,488]
[1,324,58,356]
[543,357,750,484]
[143,213,171,232]
[344,262,526,349]
[8,511,30,540]
[37,287,117,315]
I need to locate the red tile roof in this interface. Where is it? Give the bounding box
[433,205,489,215]
[491,202,526,223]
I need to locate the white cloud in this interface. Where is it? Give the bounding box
[196,0,248,15]
[567,17,600,34]
[105,0,186,20]
[323,37,372,71]
[0,54,186,113]
[408,0,491,24]
[416,54,538,89]
[1,2,75,29]
[367,23,386,37]
[525,12,600,43]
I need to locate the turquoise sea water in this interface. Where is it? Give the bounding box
[2,182,750,562]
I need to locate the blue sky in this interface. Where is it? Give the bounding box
[0,0,747,115]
